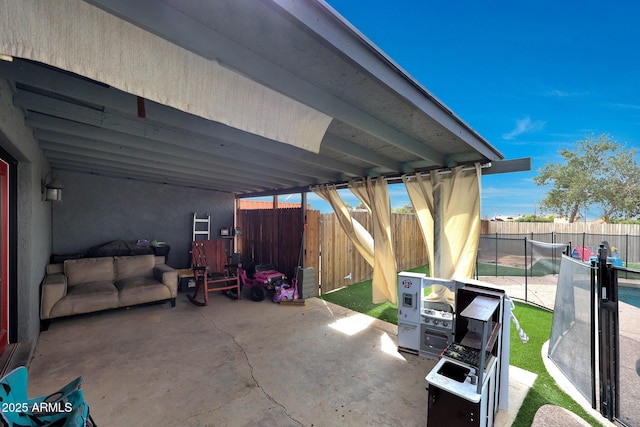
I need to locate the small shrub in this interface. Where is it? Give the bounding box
[516,215,554,223]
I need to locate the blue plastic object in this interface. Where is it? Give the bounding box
[589,256,624,267]
[0,366,94,426]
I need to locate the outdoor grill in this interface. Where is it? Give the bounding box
[425,282,510,427]
[441,343,488,369]
[419,300,455,360]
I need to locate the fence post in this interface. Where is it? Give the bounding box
[625,234,629,279]
[495,233,498,277]
[524,237,528,302]
[590,258,597,408]
[552,232,557,275]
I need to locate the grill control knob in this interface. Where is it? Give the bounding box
[442,321,449,327]
[433,320,439,326]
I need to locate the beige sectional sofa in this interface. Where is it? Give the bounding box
[41,254,177,330]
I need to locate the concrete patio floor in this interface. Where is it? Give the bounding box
[28,292,532,426]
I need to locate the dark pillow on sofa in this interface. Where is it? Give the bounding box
[87,240,154,257]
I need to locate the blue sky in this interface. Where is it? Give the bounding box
[267,1,640,219]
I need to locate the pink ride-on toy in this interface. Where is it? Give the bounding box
[238,262,290,302]
[272,277,299,303]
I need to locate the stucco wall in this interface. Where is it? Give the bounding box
[0,74,236,346]
[0,77,52,344]
[52,171,235,269]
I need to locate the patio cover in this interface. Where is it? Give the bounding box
[0,0,529,304]
[0,0,530,195]
[0,0,331,153]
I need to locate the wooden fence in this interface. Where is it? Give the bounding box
[237,208,320,284]
[318,212,428,294]
[482,220,640,236]
[237,209,428,296]
[237,213,640,299]
[237,208,299,279]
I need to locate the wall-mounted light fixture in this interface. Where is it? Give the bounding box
[41,172,63,202]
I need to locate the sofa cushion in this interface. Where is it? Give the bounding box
[115,276,171,307]
[64,257,115,287]
[115,255,155,281]
[49,281,119,318]
[45,263,64,275]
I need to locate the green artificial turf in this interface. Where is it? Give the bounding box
[476,263,526,276]
[321,278,397,324]
[508,302,600,426]
[320,264,429,325]
[476,259,561,277]
[320,272,602,426]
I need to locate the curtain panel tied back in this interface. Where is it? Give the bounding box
[314,165,480,306]
[404,164,481,281]
[312,185,374,267]
[313,178,397,305]
[350,178,398,305]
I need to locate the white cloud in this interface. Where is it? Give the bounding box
[546,89,571,97]
[610,102,640,111]
[502,116,545,140]
[481,185,539,199]
[544,89,588,98]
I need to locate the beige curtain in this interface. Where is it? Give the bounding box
[402,173,435,276]
[312,185,374,267]
[0,0,331,153]
[351,178,398,305]
[348,182,370,212]
[404,164,481,280]
[403,173,452,306]
[432,164,481,279]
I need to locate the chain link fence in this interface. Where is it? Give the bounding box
[477,233,569,278]
[479,232,640,272]
[476,232,640,306]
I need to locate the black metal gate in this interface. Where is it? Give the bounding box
[596,245,638,427]
[596,248,620,422]
[548,243,638,426]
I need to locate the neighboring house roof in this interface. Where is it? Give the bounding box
[238,200,311,210]
[0,0,529,197]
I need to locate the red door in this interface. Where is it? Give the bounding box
[0,159,9,352]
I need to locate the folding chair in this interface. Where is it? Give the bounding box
[188,240,240,306]
[0,366,96,427]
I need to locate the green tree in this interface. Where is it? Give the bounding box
[533,134,640,223]
[393,204,414,214]
[515,215,554,223]
[354,201,368,210]
[598,152,640,221]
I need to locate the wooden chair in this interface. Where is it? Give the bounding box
[188,240,240,306]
